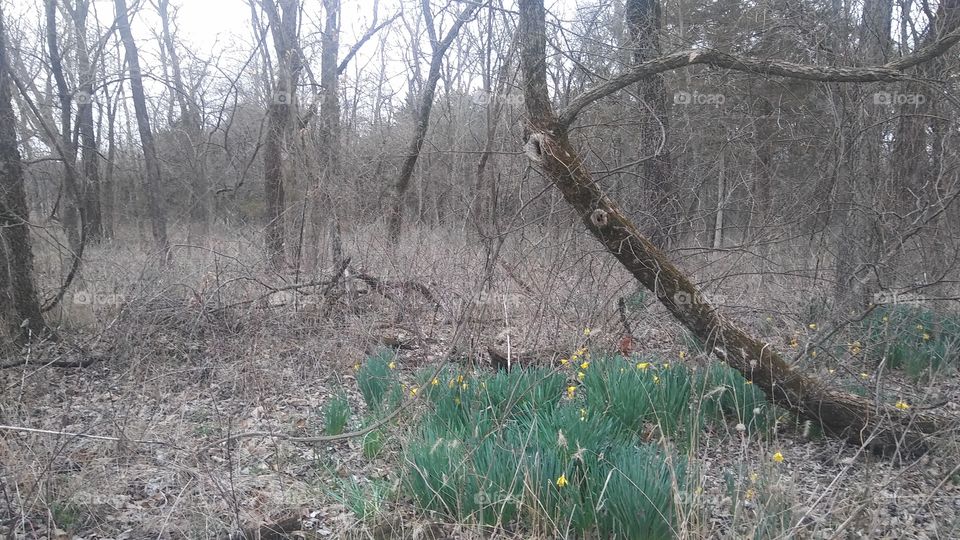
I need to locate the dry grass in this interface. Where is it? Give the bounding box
[1,224,958,538]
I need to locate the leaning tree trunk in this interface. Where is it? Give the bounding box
[115,0,170,259]
[0,8,50,344]
[385,0,477,241]
[517,0,956,455]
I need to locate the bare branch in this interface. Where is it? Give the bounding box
[558,27,960,128]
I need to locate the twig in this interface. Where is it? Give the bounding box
[0,356,99,370]
[0,424,173,446]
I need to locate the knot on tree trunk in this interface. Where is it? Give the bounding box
[523,132,547,163]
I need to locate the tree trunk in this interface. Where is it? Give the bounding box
[712,150,724,250]
[517,0,955,455]
[893,0,959,211]
[315,0,343,267]
[385,0,477,241]
[261,0,302,268]
[100,45,121,240]
[71,0,103,242]
[0,9,50,344]
[44,0,82,252]
[115,0,170,259]
[833,0,893,310]
[625,0,674,248]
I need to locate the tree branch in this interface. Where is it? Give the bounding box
[336,10,401,74]
[558,27,960,128]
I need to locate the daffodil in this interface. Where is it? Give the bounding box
[663,362,670,369]
[580,361,590,370]
[583,328,592,336]
[637,362,650,370]
[882,316,889,323]
[353,363,361,371]
[556,474,568,488]
[388,361,396,369]
[577,371,585,381]
[653,375,661,384]
[745,380,753,385]
[828,368,836,374]
[922,333,931,341]
[679,351,687,359]
[808,323,818,330]
[567,385,576,398]
[580,408,587,421]
[772,451,784,463]
[895,400,910,410]
[916,324,924,331]
[461,383,469,391]
[860,372,870,379]
[789,337,799,349]
[410,387,418,396]
[559,358,569,366]
[810,350,817,358]
[745,488,756,501]
[431,378,439,386]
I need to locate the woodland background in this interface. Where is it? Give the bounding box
[0,0,958,537]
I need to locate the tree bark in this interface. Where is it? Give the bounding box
[44,0,82,252]
[115,0,170,259]
[316,0,343,267]
[518,0,956,455]
[0,8,51,344]
[261,0,302,268]
[385,0,477,241]
[70,0,103,242]
[625,0,674,248]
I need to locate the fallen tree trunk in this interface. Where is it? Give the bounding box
[517,0,957,456]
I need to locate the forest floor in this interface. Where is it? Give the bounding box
[1,226,958,539]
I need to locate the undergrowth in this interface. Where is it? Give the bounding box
[858,305,960,381]
[348,348,783,536]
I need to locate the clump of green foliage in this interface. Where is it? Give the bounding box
[859,305,960,381]
[697,363,775,433]
[356,348,401,411]
[396,358,772,537]
[322,393,351,435]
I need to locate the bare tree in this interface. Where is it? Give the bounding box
[44,0,83,251]
[260,0,302,268]
[625,0,673,248]
[385,0,478,241]
[114,0,170,258]
[67,0,104,242]
[0,7,50,345]
[156,0,210,239]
